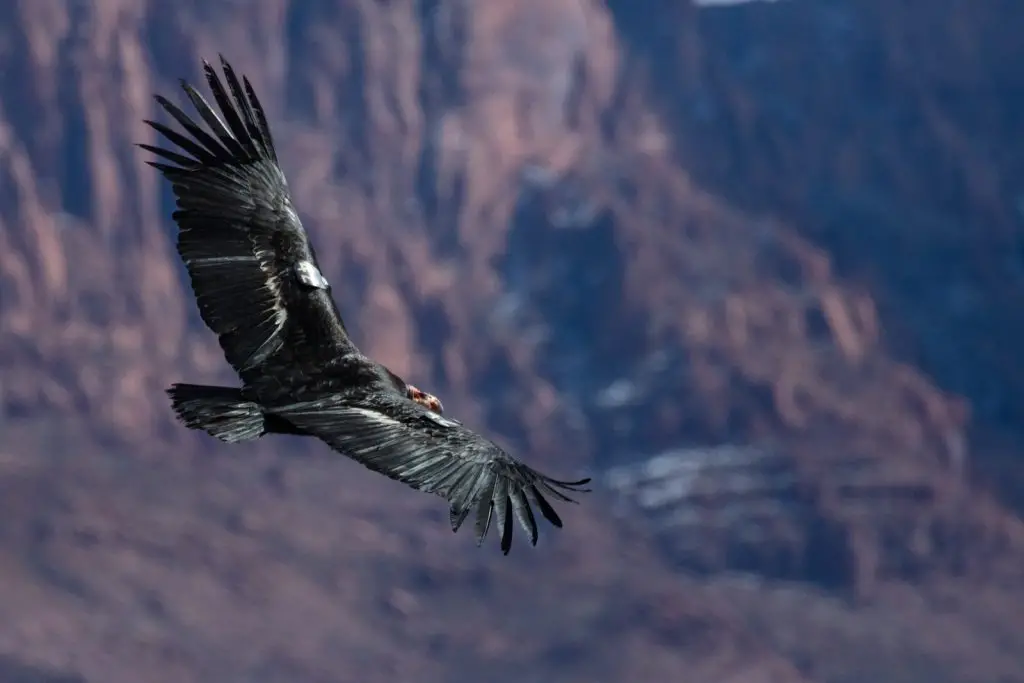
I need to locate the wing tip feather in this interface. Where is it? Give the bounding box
[452,463,591,555]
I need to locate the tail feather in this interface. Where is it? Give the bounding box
[167,383,265,443]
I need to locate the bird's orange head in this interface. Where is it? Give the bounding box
[407,384,444,414]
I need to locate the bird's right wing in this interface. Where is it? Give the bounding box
[140,56,356,383]
[272,396,591,554]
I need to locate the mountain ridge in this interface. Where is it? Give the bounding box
[0,1,1022,681]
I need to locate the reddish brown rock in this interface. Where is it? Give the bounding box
[0,1,1022,682]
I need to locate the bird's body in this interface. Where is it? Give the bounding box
[142,56,589,554]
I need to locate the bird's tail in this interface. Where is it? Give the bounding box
[166,383,266,443]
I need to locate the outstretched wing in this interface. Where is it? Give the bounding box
[140,55,355,383]
[272,396,591,555]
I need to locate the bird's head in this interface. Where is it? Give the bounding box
[407,384,444,414]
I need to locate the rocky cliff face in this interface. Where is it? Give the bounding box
[1,1,1023,682]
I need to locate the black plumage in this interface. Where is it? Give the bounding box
[142,56,590,554]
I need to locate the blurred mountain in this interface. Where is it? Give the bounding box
[0,0,1022,681]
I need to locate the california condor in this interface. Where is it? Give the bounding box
[140,56,591,554]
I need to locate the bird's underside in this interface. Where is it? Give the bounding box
[141,54,591,554]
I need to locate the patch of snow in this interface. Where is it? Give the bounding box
[595,378,638,409]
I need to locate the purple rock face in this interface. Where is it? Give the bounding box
[0,1,1022,682]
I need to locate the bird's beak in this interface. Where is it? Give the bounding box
[429,396,444,414]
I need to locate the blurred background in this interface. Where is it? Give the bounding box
[1,0,1023,681]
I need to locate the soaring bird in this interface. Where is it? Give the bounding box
[140,56,590,554]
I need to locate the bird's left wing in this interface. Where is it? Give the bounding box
[272,396,591,554]
[140,56,357,383]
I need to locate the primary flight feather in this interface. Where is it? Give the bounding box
[140,55,591,554]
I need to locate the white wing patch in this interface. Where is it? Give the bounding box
[191,255,257,267]
[345,406,458,429]
[294,259,330,290]
[348,406,403,426]
[248,246,288,367]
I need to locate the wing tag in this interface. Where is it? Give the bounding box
[294,259,330,289]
